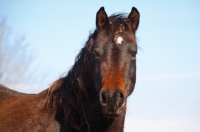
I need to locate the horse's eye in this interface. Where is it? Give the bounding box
[131,52,137,59]
[93,51,100,58]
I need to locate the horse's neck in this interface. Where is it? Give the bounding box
[104,113,126,132]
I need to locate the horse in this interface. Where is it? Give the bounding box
[0,7,140,132]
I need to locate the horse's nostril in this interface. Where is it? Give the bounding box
[119,91,124,99]
[116,90,124,105]
[102,92,106,103]
[100,91,107,104]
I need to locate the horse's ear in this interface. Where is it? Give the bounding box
[128,7,140,32]
[96,7,109,30]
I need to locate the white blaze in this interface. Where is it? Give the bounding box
[116,36,123,44]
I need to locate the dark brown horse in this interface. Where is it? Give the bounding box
[0,7,140,132]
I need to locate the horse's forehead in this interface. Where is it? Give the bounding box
[96,30,135,45]
[116,36,123,45]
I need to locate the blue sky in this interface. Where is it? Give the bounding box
[0,0,200,131]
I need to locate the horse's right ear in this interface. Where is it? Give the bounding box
[128,7,140,32]
[96,7,109,30]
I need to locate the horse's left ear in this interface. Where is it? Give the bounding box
[96,7,109,30]
[128,7,140,32]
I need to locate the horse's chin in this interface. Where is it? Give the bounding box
[102,108,123,118]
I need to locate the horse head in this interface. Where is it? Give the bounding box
[91,7,140,117]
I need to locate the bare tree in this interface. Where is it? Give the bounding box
[0,17,47,92]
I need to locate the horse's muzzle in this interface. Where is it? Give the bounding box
[100,89,125,117]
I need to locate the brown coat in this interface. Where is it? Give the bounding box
[0,84,60,132]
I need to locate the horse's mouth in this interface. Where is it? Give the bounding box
[101,103,124,118]
[102,109,123,118]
